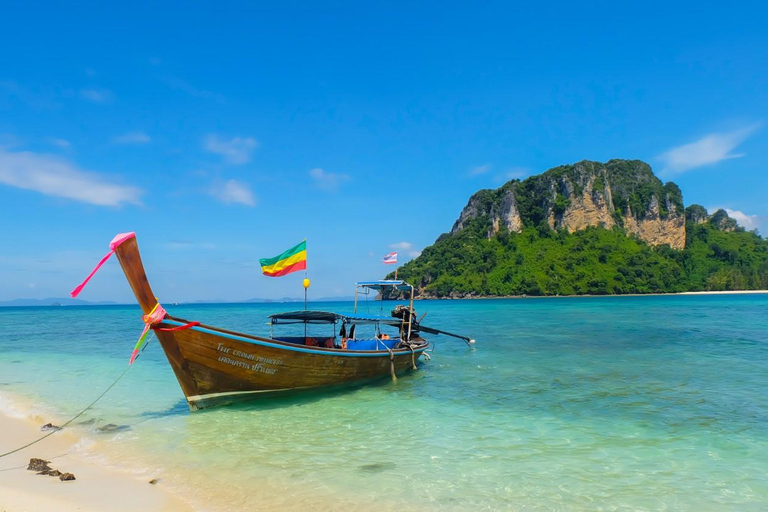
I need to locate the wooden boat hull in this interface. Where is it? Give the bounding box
[155,318,427,410]
[112,235,428,410]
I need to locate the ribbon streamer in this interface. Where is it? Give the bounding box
[129,303,167,365]
[70,232,136,298]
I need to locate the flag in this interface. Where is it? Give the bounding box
[382,252,397,264]
[260,240,307,277]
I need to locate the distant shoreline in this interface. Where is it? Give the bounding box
[677,290,768,295]
[414,289,768,300]
[2,289,766,308]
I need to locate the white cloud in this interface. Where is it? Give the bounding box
[113,132,151,145]
[390,241,413,250]
[724,208,760,231]
[388,242,421,258]
[658,124,761,175]
[210,179,256,206]
[0,148,143,206]
[708,205,762,232]
[205,135,258,164]
[309,168,350,191]
[80,88,113,104]
[469,164,491,176]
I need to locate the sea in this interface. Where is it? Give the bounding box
[1,294,768,511]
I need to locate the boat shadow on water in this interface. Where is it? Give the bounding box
[139,399,193,419]
[139,372,426,418]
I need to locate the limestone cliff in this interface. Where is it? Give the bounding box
[391,164,762,297]
[451,159,686,249]
[451,183,522,238]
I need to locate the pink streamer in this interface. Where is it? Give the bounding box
[70,232,136,298]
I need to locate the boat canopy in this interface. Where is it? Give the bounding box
[269,310,401,326]
[269,311,338,324]
[355,280,413,291]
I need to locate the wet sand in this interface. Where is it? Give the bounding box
[0,410,194,512]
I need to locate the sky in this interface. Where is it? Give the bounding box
[1,1,767,302]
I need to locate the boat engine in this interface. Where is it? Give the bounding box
[391,304,415,322]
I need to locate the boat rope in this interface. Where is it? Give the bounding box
[385,346,397,382]
[396,339,420,370]
[0,297,203,460]
[401,342,417,370]
[0,336,147,460]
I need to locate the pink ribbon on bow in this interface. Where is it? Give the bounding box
[70,232,136,298]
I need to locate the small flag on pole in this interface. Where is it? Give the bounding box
[382,252,398,264]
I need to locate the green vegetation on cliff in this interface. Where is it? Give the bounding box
[389,156,768,298]
[394,217,768,297]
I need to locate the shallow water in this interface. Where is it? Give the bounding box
[2,295,768,510]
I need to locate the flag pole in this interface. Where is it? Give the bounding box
[302,240,310,339]
[301,238,309,312]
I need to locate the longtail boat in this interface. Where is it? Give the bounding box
[72,233,473,410]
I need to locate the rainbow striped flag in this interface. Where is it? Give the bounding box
[260,240,307,277]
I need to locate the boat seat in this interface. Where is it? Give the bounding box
[274,336,335,347]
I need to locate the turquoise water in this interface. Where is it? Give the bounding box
[2,295,768,510]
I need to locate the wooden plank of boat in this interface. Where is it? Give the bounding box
[113,236,428,410]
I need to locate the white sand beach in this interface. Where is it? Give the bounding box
[0,410,194,512]
[678,290,768,295]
